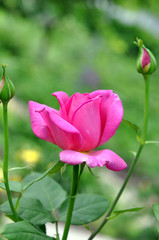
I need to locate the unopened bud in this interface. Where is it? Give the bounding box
[134,38,156,75]
[0,64,15,103]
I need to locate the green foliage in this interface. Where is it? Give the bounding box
[0,181,22,193]
[0,197,54,225]
[16,198,54,225]
[123,119,142,143]
[59,193,109,225]
[107,207,144,220]
[0,174,109,230]
[114,207,144,214]
[48,161,65,175]
[2,221,55,240]
[22,161,65,191]
[0,198,17,216]
[22,172,67,211]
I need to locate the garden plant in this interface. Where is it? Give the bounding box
[0,38,159,240]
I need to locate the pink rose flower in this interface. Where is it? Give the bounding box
[29,90,127,171]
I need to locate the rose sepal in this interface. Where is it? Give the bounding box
[134,38,156,75]
[0,64,15,104]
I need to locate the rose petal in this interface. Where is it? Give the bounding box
[60,150,85,165]
[39,108,83,150]
[52,91,69,119]
[89,90,123,146]
[29,101,56,144]
[142,48,151,69]
[100,93,123,145]
[89,90,113,99]
[71,97,102,151]
[59,149,127,171]
[91,91,123,146]
[65,92,90,122]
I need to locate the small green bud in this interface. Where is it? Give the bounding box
[0,64,15,103]
[134,38,157,75]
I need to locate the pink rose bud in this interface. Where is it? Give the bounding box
[135,38,156,75]
[0,64,15,103]
[141,48,151,72]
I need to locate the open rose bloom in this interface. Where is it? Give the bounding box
[29,90,127,171]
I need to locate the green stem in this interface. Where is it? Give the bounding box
[88,76,150,240]
[2,102,18,222]
[56,221,60,240]
[142,75,150,144]
[62,165,79,240]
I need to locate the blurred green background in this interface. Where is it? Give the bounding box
[0,0,159,239]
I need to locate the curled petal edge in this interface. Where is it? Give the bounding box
[29,101,57,144]
[59,149,127,171]
[52,91,69,119]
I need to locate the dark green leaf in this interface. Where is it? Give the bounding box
[0,198,21,222]
[23,173,67,211]
[153,202,159,221]
[38,224,46,234]
[18,198,55,225]
[59,194,109,225]
[0,181,22,193]
[2,221,55,240]
[0,197,55,225]
[0,198,17,215]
